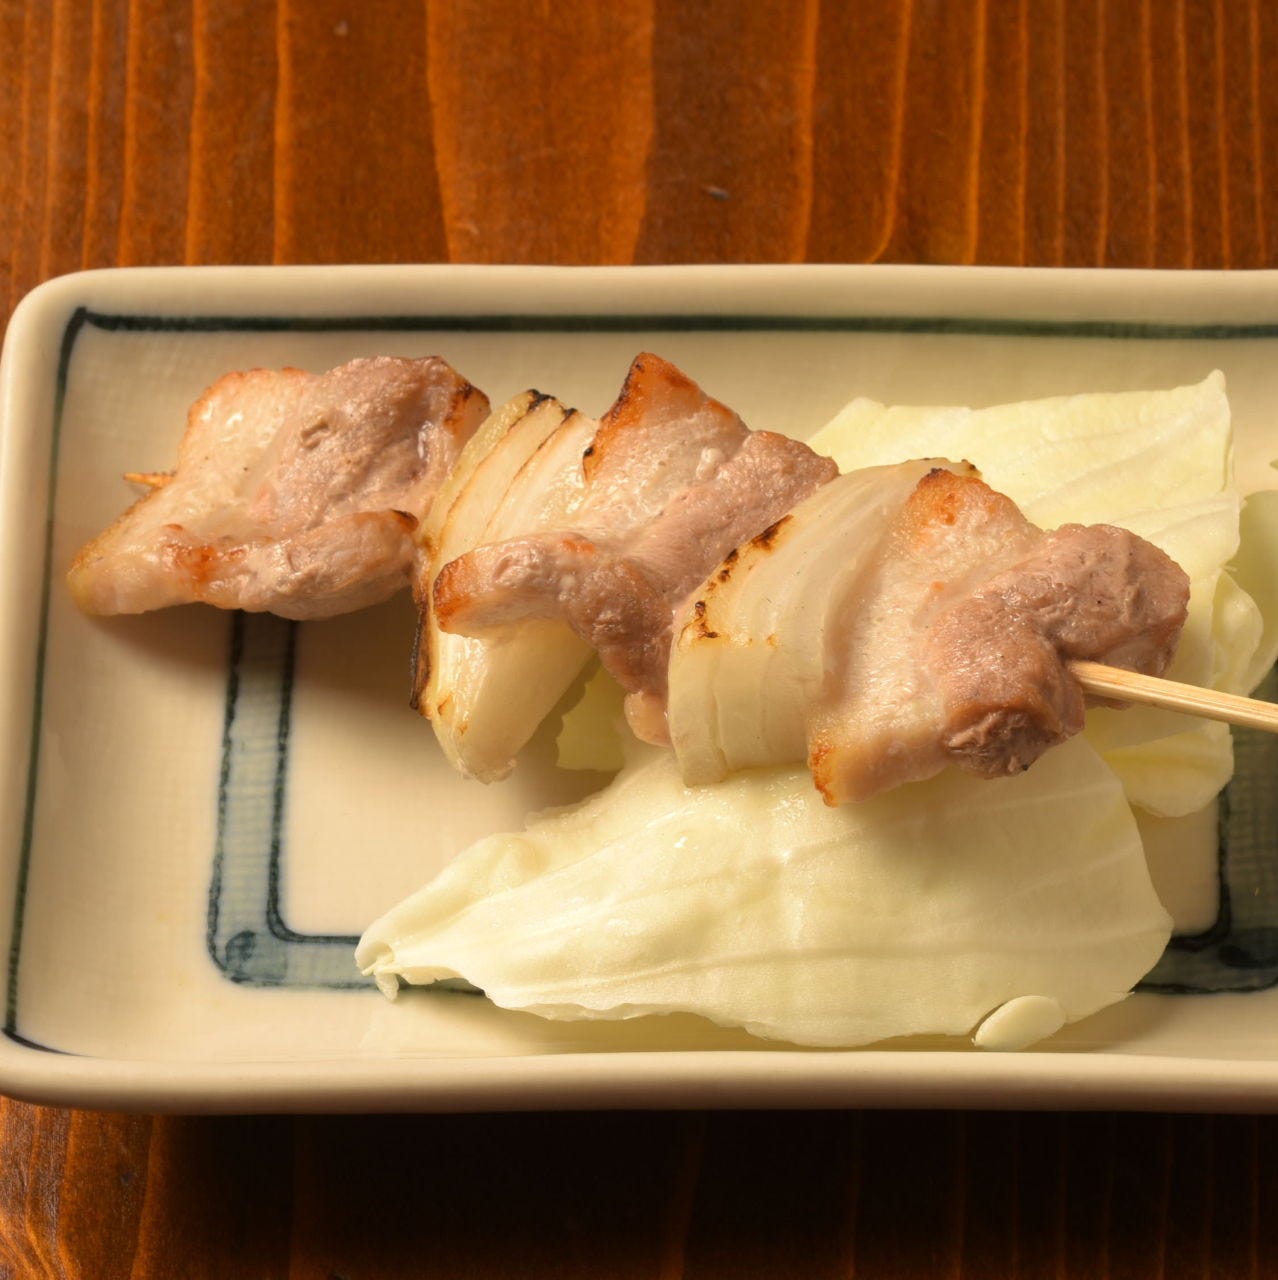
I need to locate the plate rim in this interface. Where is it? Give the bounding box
[6,262,1278,1112]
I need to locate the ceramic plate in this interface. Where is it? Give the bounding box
[3,264,1278,1113]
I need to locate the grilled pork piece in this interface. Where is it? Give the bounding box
[68,357,488,620]
[672,463,1190,804]
[433,353,839,741]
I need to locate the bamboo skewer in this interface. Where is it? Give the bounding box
[1070,660,1278,735]
[122,471,173,489]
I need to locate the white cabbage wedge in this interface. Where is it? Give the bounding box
[417,392,596,781]
[357,739,1171,1049]
[1231,490,1278,692]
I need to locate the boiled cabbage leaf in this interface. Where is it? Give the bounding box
[358,738,1170,1049]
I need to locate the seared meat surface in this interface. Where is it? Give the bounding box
[70,345,1193,804]
[69,357,488,620]
[802,467,1190,802]
[926,522,1188,773]
[433,354,838,740]
[437,361,1188,797]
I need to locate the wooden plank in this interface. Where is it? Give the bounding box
[5,2,1278,1276]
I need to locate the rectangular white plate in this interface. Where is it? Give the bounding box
[3,264,1278,1113]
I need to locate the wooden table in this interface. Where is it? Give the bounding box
[5,1,1278,1275]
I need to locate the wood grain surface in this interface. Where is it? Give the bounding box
[5,0,1278,1275]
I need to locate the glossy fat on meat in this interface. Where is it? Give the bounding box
[68,357,489,620]
[809,469,1190,804]
[579,352,758,532]
[433,353,838,740]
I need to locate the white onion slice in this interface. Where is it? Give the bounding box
[419,394,596,781]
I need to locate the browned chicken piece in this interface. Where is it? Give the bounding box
[68,357,489,620]
[433,353,838,740]
[807,468,1190,803]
